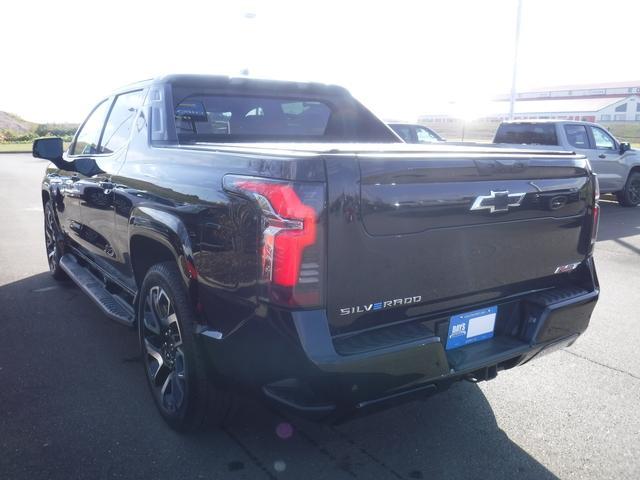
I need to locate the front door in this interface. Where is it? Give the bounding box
[75,90,144,279]
[58,99,112,247]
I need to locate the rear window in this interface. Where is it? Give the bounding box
[173,94,333,142]
[564,124,590,149]
[389,124,413,142]
[494,123,558,145]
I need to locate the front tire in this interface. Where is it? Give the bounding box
[616,171,640,207]
[138,262,232,431]
[43,201,67,280]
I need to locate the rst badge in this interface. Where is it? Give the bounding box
[470,190,526,213]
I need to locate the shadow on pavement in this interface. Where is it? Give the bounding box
[595,198,640,243]
[1,272,557,480]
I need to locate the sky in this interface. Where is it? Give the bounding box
[1,0,639,123]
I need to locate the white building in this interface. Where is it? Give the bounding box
[419,81,640,123]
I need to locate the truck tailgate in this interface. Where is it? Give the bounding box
[324,152,595,335]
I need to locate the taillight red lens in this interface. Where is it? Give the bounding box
[234,181,316,287]
[224,175,325,307]
[590,174,600,248]
[591,203,600,245]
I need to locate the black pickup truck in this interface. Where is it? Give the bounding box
[34,75,600,431]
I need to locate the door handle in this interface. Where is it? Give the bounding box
[598,154,606,159]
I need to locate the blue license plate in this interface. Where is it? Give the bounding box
[445,305,497,350]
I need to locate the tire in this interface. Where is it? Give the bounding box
[138,261,232,431]
[43,201,67,280]
[616,171,640,207]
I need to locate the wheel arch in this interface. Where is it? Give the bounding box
[41,189,51,206]
[128,206,199,303]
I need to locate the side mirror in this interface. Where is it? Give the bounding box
[620,142,631,154]
[33,137,64,162]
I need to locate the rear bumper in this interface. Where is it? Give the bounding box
[199,280,598,420]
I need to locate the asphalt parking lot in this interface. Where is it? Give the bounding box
[1,153,639,480]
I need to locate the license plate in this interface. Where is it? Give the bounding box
[445,306,497,350]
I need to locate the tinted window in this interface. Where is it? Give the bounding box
[494,123,558,145]
[71,100,111,155]
[564,125,590,149]
[100,90,144,154]
[390,124,413,142]
[173,95,332,142]
[591,127,615,150]
[416,127,440,143]
[615,103,627,112]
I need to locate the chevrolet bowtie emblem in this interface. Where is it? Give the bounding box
[470,190,526,213]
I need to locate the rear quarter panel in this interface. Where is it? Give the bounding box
[113,116,326,334]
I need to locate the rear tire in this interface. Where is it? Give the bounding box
[43,201,67,281]
[138,261,233,431]
[616,171,640,207]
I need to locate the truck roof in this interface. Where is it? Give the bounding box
[111,74,350,97]
[500,119,602,128]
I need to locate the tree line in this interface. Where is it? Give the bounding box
[0,124,78,143]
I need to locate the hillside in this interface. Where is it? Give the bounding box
[0,111,36,134]
[0,111,78,144]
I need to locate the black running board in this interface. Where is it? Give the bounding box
[59,254,135,327]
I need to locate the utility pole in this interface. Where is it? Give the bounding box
[241,11,257,76]
[508,0,523,120]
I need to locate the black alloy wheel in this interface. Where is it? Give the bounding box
[44,201,67,280]
[617,172,640,207]
[141,285,187,415]
[138,262,233,431]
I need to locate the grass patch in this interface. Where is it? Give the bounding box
[0,143,32,153]
[0,142,71,153]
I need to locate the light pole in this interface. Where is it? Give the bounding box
[508,0,523,121]
[241,11,257,76]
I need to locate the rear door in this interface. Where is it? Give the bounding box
[563,122,599,176]
[325,151,594,335]
[587,125,626,192]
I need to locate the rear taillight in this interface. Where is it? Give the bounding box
[590,174,600,248]
[224,175,325,307]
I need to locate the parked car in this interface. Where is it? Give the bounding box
[493,120,640,206]
[34,75,599,431]
[388,122,445,143]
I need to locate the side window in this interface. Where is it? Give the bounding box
[99,90,144,154]
[70,100,111,155]
[564,124,590,149]
[391,125,413,142]
[591,127,615,150]
[416,127,439,143]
